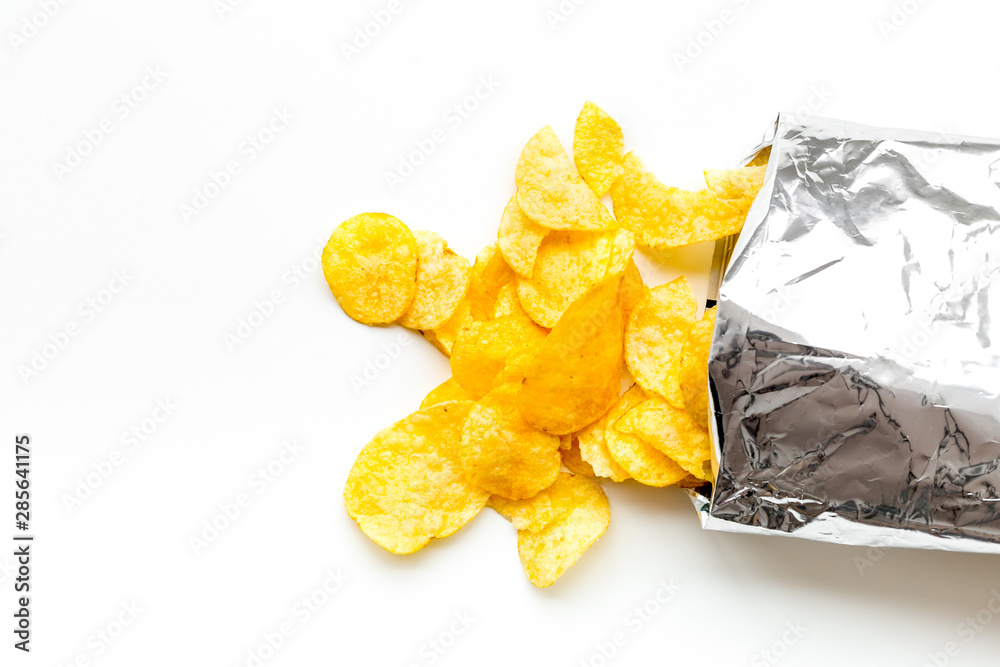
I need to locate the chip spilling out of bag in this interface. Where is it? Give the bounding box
[330,102,765,586]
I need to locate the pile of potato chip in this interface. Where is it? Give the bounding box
[328,102,764,587]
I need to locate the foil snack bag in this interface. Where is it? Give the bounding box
[701,114,1000,554]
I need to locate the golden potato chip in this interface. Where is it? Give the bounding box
[611,152,749,248]
[489,472,599,532]
[679,307,717,429]
[450,315,547,398]
[518,275,624,435]
[561,438,596,477]
[468,244,516,321]
[421,297,471,357]
[499,196,548,278]
[420,377,475,409]
[605,385,689,487]
[616,396,713,482]
[515,126,617,232]
[748,146,771,167]
[620,259,645,322]
[493,281,527,319]
[344,401,489,554]
[517,482,610,587]
[322,212,418,324]
[496,337,543,386]
[573,101,625,198]
[625,277,697,407]
[576,412,630,482]
[704,166,766,201]
[517,229,629,328]
[461,383,562,500]
[398,230,472,330]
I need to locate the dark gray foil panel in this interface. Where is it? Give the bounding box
[705,114,1000,552]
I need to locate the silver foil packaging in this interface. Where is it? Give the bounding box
[699,114,1000,554]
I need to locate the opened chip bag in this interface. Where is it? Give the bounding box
[699,114,1000,554]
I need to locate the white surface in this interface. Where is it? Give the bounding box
[5,1,1000,665]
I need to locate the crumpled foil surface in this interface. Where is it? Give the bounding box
[701,113,1000,553]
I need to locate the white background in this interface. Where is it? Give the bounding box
[4,1,1000,666]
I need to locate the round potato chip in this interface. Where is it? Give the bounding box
[576,413,630,482]
[605,385,688,487]
[515,126,617,232]
[518,275,624,435]
[574,101,625,198]
[489,472,599,533]
[517,481,610,588]
[616,396,713,482]
[343,401,489,554]
[625,277,697,408]
[468,243,516,321]
[517,229,624,328]
[611,152,749,248]
[499,196,549,278]
[397,230,471,330]
[679,307,717,429]
[703,166,766,201]
[322,213,418,324]
[461,383,561,500]
[450,316,547,398]
[420,377,475,409]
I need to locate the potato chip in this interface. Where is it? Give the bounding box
[605,385,689,487]
[322,212,418,324]
[517,482,610,587]
[517,229,629,328]
[625,277,697,407]
[421,297,471,357]
[704,166,766,201]
[344,401,489,554]
[620,259,645,322]
[496,337,543,386]
[420,377,475,409]
[493,281,527,319]
[748,146,771,167]
[679,307,717,429]
[561,438,596,478]
[398,230,472,330]
[461,383,562,500]
[518,275,624,435]
[450,315,547,398]
[468,244,516,321]
[499,196,549,278]
[616,396,713,482]
[574,101,625,198]
[515,126,617,232]
[489,472,599,532]
[576,412,630,482]
[611,152,749,248]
